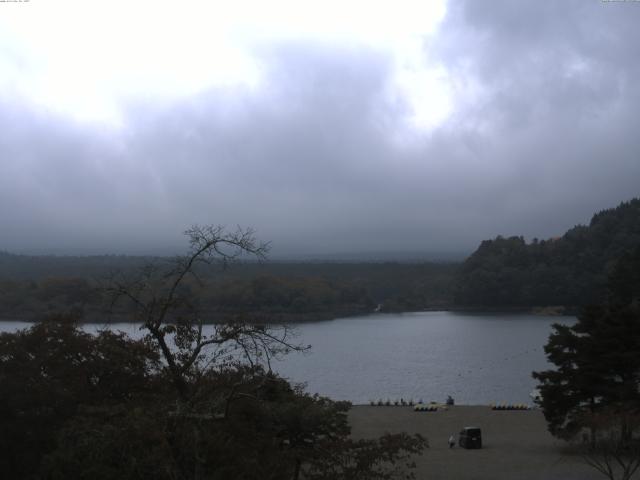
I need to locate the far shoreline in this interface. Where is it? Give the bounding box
[0,305,578,324]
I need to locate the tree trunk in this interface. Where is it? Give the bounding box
[293,458,301,480]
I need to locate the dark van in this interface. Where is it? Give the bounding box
[459,427,482,449]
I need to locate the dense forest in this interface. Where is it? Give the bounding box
[0,254,456,322]
[0,227,426,479]
[454,198,640,310]
[1,198,638,321]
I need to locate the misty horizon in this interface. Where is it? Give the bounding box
[1,1,639,258]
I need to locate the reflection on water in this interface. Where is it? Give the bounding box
[0,311,573,405]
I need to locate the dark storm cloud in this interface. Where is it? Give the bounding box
[1,2,639,256]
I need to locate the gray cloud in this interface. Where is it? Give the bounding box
[1,2,639,257]
[427,0,640,234]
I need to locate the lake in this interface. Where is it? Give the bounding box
[0,311,572,405]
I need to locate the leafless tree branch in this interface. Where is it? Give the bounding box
[104,224,306,400]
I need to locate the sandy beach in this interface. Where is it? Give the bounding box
[349,405,604,480]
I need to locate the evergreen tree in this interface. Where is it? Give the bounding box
[532,247,640,442]
[456,198,640,308]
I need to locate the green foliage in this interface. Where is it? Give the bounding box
[0,260,457,321]
[456,198,640,308]
[0,315,161,479]
[0,319,426,480]
[532,246,640,441]
[43,405,176,480]
[203,274,375,316]
[0,227,426,479]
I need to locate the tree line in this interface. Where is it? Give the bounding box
[455,198,640,309]
[4,199,638,318]
[533,245,640,480]
[0,226,426,479]
[0,254,457,321]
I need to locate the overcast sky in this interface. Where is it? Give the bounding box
[1,0,639,257]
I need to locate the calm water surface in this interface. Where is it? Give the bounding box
[1,311,573,405]
[274,312,574,405]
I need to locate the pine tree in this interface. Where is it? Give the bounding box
[532,247,640,442]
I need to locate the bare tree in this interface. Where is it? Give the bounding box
[105,225,307,400]
[578,409,640,480]
[26,226,427,480]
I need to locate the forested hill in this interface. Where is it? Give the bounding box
[454,198,640,309]
[0,253,456,321]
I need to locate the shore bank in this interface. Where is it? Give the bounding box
[348,405,600,480]
[0,305,578,324]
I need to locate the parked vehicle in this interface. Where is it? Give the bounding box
[458,427,482,449]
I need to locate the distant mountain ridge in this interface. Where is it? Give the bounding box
[454,198,640,309]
